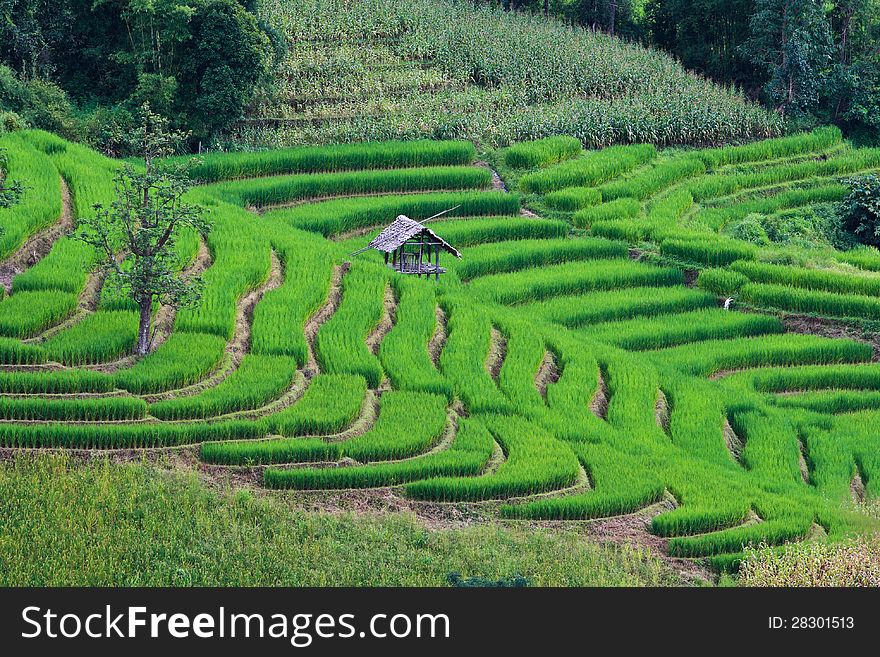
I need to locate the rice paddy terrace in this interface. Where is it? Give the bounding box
[2,127,880,571]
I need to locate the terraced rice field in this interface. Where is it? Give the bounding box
[2,127,880,572]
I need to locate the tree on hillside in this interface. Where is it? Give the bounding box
[646,0,760,89]
[740,0,834,118]
[77,105,211,355]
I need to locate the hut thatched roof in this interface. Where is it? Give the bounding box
[367,215,461,258]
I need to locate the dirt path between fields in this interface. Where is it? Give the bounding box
[534,350,560,401]
[589,368,609,419]
[486,327,507,382]
[304,263,348,378]
[0,178,75,294]
[427,305,447,368]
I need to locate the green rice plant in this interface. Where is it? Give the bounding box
[379,276,449,397]
[0,369,111,394]
[430,216,569,245]
[0,418,265,449]
[0,396,147,422]
[661,375,733,465]
[651,504,752,538]
[740,283,880,321]
[41,311,138,365]
[149,355,299,420]
[9,134,120,299]
[204,166,491,207]
[544,186,602,211]
[697,184,848,229]
[405,414,580,501]
[454,237,627,281]
[589,218,660,242]
[267,374,367,437]
[268,191,520,237]
[495,319,546,414]
[773,390,880,415]
[583,309,783,351]
[598,157,706,201]
[180,140,476,182]
[660,237,756,267]
[0,133,62,259]
[250,229,333,364]
[11,238,95,295]
[201,438,340,466]
[686,147,880,202]
[438,298,511,414]
[314,262,387,388]
[519,144,657,194]
[264,414,493,490]
[0,337,46,365]
[836,247,880,273]
[602,351,665,435]
[503,475,665,520]
[650,334,872,377]
[521,286,717,327]
[468,259,683,305]
[0,290,79,338]
[645,190,693,227]
[113,332,227,394]
[730,410,805,485]
[340,391,448,462]
[695,126,842,168]
[801,422,866,500]
[732,261,880,298]
[697,269,750,297]
[723,363,880,394]
[503,136,583,169]
[174,203,272,340]
[540,338,606,442]
[572,198,640,228]
[668,513,813,557]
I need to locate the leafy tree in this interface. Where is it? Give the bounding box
[647,0,760,89]
[741,0,834,117]
[77,105,211,355]
[842,174,880,247]
[174,0,270,144]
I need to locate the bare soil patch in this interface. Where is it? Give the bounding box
[723,417,744,464]
[781,313,880,362]
[534,350,560,401]
[485,327,507,382]
[589,368,609,420]
[427,305,447,368]
[655,389,670,433]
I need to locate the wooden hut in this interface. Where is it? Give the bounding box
[355,215,461,281]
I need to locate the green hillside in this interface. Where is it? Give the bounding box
[228,0,781,150]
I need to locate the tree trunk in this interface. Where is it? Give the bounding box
[137,298,152,355]
[544,0,549,18]
[608,1,618,37]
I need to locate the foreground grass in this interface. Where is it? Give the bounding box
[737,502,880,587]
[0,455,681,587]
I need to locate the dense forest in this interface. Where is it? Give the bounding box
[1,0,877,153]
[494,1,879,140]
